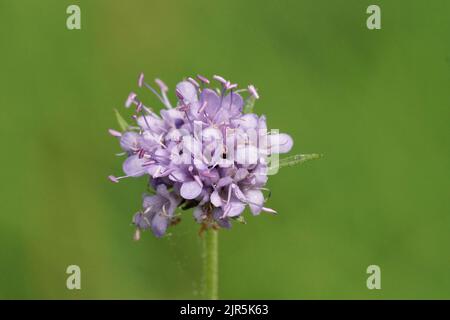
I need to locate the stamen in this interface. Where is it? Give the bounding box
[108,129,122,137]
[142,160,156,167]
[108,174,132,183]
[213,75,227,85]
[226,82,238,90]
[155,78,168,92]
[231,184,246,202]
[136,102,143,113]
[138,73,145,88]
[157,167,175,178]
[108,175,119,183]
[162,205,168,217]
[248,85,259,99]
[197,74,210,84]
[226,184,232,204]
[188,77,200,88]
[176,88,184,100]
[144,206,153,214]
[262,207,277,214]
[193,175,203,187]
[125,92,137,108]
[142,82,169,107]
[169,174,183,182]
[133,228,141,241]
[143,216,151,226]
[152,166,162,178]
[198,101,208,114]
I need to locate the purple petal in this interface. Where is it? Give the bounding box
[232,114,258,130]
[193,206,206,223]
[245,189,264,215]
[211,190,222,207]
[169,168,190,182]
[217,176,233,188]
[222,92,243,116]
[143,194,165,211]
[182,136,202,159]
[176,81,198,104]
[180,180,203,199]
[151,213,169,238]
[270,133,293,154]
[232,185,247,202]
[213,208,232,229]
[137,115,166,133]
[123,155,147,177]
[200,89,221,117]
[133,212,152,229]
[234,168,249,182]
[160,108,184,126]
[120,132,140,152]
[235,145,259,165]
[155,184,171,198]
[258,115,267,131]
[225,200,246,217]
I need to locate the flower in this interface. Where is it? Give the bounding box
[133,184,181,238]
[109,74,294,238]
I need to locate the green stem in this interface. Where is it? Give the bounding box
[203,228,218,300]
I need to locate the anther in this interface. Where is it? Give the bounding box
[213,75,227,85]
[196,74,210,84]
[138,73,145,88]
[108,129,122,137]
[248,85,259,99]
[155,78,168,92]
[188,77,200,88]
[125,92,137,108]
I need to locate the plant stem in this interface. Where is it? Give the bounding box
[203,228,218,300]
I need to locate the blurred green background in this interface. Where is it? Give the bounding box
[1,0,449,299]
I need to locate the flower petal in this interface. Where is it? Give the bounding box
[232,113,258,130]
[244,189,264,215]
[225,200,246,217]
[169,168,190,182]
[211,190,223,207]
[217,176,233,188]
[222,92,243,116]
[151,213,169,238]
[235,144,259,165]
[120,132,140,152]
[123,155,147,177]
[176,81,198,104]
[193,206,206,223]
[182,136,202,159]
[270,133,293,154]
[137,115,166,134]
[180,180,203,200]
[200,89,220,117]
[142,194,165,211]
[133,212,152,229]
[213,208,232,229]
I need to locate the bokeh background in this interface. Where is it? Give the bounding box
[1,0,449,299]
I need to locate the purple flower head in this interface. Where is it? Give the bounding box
[109,74,296,239]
